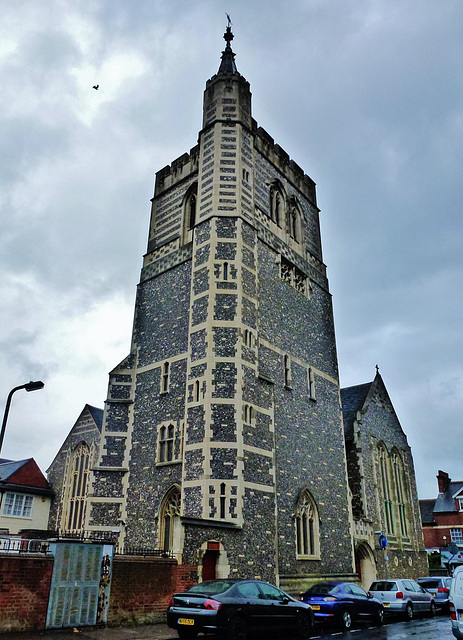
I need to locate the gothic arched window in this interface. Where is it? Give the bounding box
[269,183,284,225]
[392,449,408,537]
[64,442,90,533]
[295,490,320,558]
[287,197,301,243]
[159,486,181,553]
[379,443,395,535]
[182,183,198,244]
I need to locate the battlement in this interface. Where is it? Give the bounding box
[252,121,317,206]
[154,145,200,196]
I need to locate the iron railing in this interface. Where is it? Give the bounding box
[0,538,50,554]
[117,546,174,558]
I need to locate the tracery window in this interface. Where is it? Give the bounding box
[159,486,181,552]
[65,442,90,532]
[379,444,395,535]
[392,450,408,537]
[295,490,320,558]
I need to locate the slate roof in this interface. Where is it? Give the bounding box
[0,458,30,481]
[341,382,372,441]
[86,405,103,431]
[434,481,463,513]
[420,499,436,524]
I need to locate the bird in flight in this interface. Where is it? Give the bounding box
[93,84,99,90]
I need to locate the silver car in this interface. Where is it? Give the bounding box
[417,576,452,610]
[369,579,436,619]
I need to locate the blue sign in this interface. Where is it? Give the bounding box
[379,534,388,549]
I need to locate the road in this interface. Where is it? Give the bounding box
[310,614,453,639]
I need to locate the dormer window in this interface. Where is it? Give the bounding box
[458,498,463,512]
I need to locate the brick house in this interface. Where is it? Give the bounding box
[420,471,463,557]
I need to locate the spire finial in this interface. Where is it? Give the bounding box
[375,364,380,374]
[218,15,237,74]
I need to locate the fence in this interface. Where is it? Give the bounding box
[0,537,50,554]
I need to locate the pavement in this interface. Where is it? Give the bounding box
[0,623,178,640]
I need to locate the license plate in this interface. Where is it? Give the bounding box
[458,612,463,622]
[311,605,320,611]
[384,602,390,607]
[178,618,194,626]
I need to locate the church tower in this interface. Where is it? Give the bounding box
[88,24,355,589]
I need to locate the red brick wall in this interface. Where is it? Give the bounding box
[0,555,54,632]
[108,557,197,626]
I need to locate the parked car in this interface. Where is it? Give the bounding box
[167,578,314,640]
[298,581,384,630]
[369,578,436,619]
[417,576,452,610]
[450,566,463,639]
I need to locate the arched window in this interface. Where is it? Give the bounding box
[287,197,301,243]
[161,361,170,394]
[269,183,284,225]
[158,424,175,463]
[392,449,408,537]
[64,442,90,532]
[159,486,181,553]
[379,444,395,535]
[295,490,320,558]
[182,183,198,244]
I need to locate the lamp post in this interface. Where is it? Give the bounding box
[0,381,45,456]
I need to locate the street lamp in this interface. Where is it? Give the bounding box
[0,381,45,456]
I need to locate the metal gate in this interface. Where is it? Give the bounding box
[46,542,106,629]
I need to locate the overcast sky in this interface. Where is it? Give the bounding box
[1,0,462,500]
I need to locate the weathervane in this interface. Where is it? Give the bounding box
[226,13,232,28]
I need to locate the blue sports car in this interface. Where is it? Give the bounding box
[299,581,384,630]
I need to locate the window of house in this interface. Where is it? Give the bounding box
[457,498,463,512]
[379,444,395,535]
[161,361,170,394]
[158,424,175,463]
[451,528,463,545]
[2,493,33,518]
[295,490,320,558]
[65,442,90,532]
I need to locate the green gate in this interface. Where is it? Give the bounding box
[46,542,108,629]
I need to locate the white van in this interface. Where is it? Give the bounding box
[450,566,463,639]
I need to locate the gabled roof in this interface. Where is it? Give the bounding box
[0,457,52,493]
[434,481,463,513]
[341,372,403,442]
[340,382,371,440]
[420,499,436,524]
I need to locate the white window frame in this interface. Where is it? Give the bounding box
[2,492,33,518]
[450,528,463,545]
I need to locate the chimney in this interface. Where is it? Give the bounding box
[437,470,450,493]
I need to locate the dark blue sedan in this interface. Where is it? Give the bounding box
[299,581,384,630]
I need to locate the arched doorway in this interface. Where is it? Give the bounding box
[355,542,377,590]
[198,541,230,582]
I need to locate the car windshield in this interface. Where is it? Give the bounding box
[370,581,397,592]
[418,579,440,589]
[306,583,340,595]
[188,581,235,595]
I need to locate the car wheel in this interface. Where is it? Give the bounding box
[429,601,436,617]
[295,611,313,638]
[227,616,247,640]
[340,609,352,630]
[177,628,198,640]
[375,606,384,625]
[404,602,413,621]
